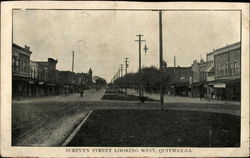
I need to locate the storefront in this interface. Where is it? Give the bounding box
[12,76,30,99]
[214,79,240,101]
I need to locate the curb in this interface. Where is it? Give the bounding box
[62,111,93,146]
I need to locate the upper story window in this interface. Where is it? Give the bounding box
[13,56,17,71]
[20,59,23,72]
[221,64,225,76]
[30,68,33,78]
[234,61,240,75]
[228,63,232,75]
[216,65,220,77]
[23,60,26,73]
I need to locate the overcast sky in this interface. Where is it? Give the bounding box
[13,10,240,82]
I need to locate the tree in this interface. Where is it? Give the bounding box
[95,77,107,88]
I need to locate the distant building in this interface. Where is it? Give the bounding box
[57,71,77,85]
[57,68,94,93]
[30,61,38,80]
[29,61,39,97]
[12,43,32,98]
[191,59,203,98]
[164,66,192,96]
[206,52,215,99]
[34,58,58,96]
[191,56,213,98]
[35,58,58,83]
[214,42,241,101]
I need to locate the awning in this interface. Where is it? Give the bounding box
[46,83,57,86]
[206,65,214,73]
[214,83,226,88]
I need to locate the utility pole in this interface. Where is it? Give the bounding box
[124,57,129,95]
[159,10,164,110]
[124,58,129,75]
[120,64,124,93]
[120,64,124,77]
[72,51,74,72]
[135,34,146,98]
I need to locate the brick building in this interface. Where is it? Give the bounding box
[191,58,212,99]
[191,60,202,98]
[190,42,241,101]
[35,58,59,95]
[164,66,192,96]
[214,42,241,101]
[57,69,93,94]
[206,52,215,99]
[12,43,32,98]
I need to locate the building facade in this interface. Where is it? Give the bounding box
[35,58,58,95]
[164,66,192,97]
[191,60,202,98]
[214,42,241,101]
[12,43,32,98]
[205,51,215,100]
[190,42,241,101]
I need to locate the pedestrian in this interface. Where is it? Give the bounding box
[80,88,84,97]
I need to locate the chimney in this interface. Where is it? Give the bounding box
[25,45,30,50]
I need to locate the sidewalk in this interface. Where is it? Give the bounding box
[126,89,241,106]
[12,89,105,103]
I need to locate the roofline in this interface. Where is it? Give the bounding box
[206,51,214,56]
[213,41,241,54]
[165,66,192,69]
[13,43,32,54]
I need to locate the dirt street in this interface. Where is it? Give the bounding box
[12,88,240,146]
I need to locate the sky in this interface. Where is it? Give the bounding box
[13,10,240,82]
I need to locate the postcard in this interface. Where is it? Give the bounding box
[1,1,249,157]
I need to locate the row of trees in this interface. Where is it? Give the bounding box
[112,66,171,93]
[95,77,107,89]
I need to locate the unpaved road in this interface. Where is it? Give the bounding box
[12,89,105,146]
[12,88,240,146]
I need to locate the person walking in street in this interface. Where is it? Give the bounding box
[80,88,84,97]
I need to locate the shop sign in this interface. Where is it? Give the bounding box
[214,83,226,88]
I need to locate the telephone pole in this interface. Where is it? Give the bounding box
[72,51,74,72]
[124,57,129,75]
[120,64,124,77]
[159,10,164,110]
[135,34,146,98]
[124,57,129,95]
[120,64,124,93]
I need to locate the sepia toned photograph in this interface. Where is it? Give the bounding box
[1,1,249,157]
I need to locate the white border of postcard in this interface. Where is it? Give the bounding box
[1,1,249,157]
